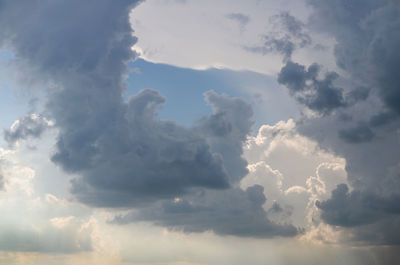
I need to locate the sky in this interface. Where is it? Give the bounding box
[0,0,399,264]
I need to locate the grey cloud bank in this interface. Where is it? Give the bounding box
[308,0,400,116]
[1,0,232,206]
[338,123,375,144]
[69,89,250,207]
[286,0,400,247]
[0,0,299,239]
[114,185,298,238]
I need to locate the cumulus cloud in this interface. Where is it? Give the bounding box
[0,0,303,239]
[97,92,295,238]
[69,89,252,207]
[2,0,244,207]
[242,119,348,230]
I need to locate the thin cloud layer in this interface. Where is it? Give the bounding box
[245,12,312,62]
[226,13,250,29]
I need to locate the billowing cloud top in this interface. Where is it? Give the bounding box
[0,0,399,263]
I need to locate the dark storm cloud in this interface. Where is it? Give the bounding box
[292,0,400,247]
[0,0,298,239]
[3,114,51,147]
[338,123,374,143]
[278,61,345,114]
[113,185,299,238]
[245,12,311,61]
[0,0,247,207]
[308,0,400,116]
[68,89,252,207]
[316,184,399,227]
[346,86,370,105]
[369,111,397,127]
[350,216,400,245]
[299,111,400,245]
[316,184,400,245]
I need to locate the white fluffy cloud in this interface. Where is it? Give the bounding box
[242,119,348,229]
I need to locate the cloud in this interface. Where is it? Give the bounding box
[278,61,345,114]
[308,0,400,117]
[338,123,374,143]
[349,216,400,245]
[113,185,299,238]
[226,13,250,28]
[0,217,93,253]
[316,183,400,245]
[4,114,53,148]
[346,86,370,105]
[2,0,247,207]
[68,89,252,207]
[298,112,400,244]
[129,0,312,74]
[316,184,383,227]
[242,119,348,229]
[196,90,253,183]
[286,0,400,248]
[245,12,312,61]
[369,111,397,127]
[0,0,299,241]
[0,165,4,191]
[0,147,94,254]
[0,0,253,207]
